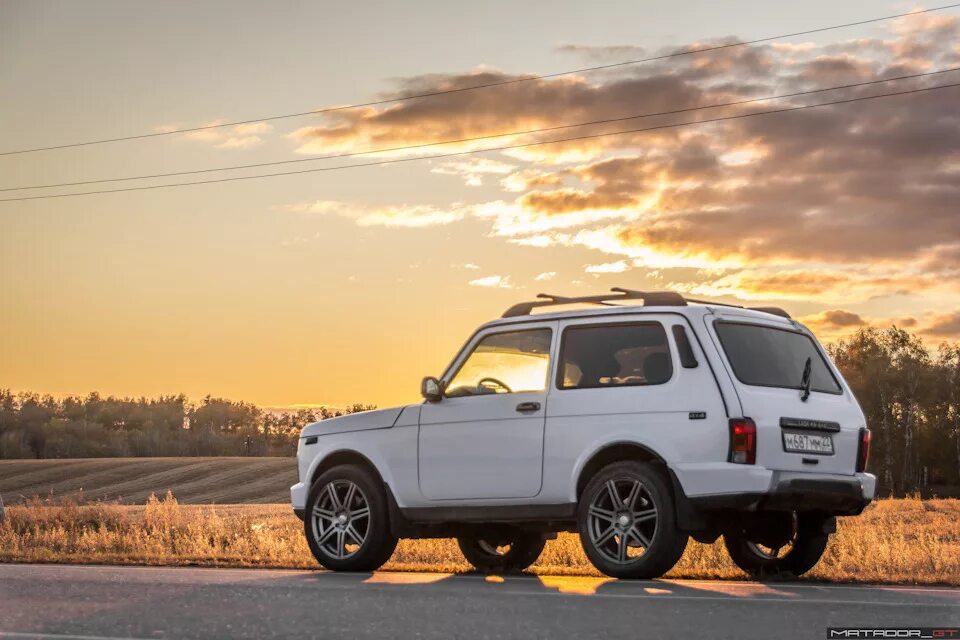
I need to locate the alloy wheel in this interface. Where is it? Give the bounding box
[311,480,370,559]
[586,478,659,565]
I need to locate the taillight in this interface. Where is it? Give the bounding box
[856,428,871,472]
[729,418,756,465]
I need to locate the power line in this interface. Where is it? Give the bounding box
[1,81,957,203]
[2,4,959,157]
[4,67,958,193]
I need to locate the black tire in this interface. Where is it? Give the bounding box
[724,513,829,579]
[577,461,688,579]
[457,532,546,574]
[304,464,398,572]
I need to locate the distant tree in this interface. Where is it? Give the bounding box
[0,389,18,457]
[16,393,57,458]
[934,344,960,485]
[832,327,950,493]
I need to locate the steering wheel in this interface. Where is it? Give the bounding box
[477,377,513,393]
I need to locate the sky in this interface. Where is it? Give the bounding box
[1,1,959,409]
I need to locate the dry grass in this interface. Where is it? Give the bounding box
[0,457,296,504]
[1,494,957,585]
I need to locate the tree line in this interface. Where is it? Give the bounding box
[829,327,959,494]
[1,326,958,494]
[0,392,372,459]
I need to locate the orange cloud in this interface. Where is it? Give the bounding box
[797,308,960,342]
[279,200,469,227]
[925,311,960,338]
[281,15,960,306]
[685,269,947,303]
[799,310,869,335]
[468,275,514,289]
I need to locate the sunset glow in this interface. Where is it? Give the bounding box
[2,1,958,408]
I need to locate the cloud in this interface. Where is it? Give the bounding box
[800,309,868,331]
[469,275,514,288]
[924,311,960,338]
[534,271,557,281]
[167,120,274,149]
[585,260,630,274]
[683,268,944,303]
[281,14,960,304]
[501,169,564,193]
[279,200,469,227]
[430,158,515,186]
[556,43,647,62]
[796,308,960,342]
[288,70,709,160]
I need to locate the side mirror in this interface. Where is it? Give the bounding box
[421,376,443,402]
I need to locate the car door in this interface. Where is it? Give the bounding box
[704,313,864,475]
[539,314,729,503]
[418,323,555,500]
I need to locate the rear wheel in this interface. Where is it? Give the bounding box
[304,465,398,572]
[577,461,688,579]
[724,512,829,578]
[457,531,545,573]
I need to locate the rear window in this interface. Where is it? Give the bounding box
[714,322,841,394]
[558,323,672,390]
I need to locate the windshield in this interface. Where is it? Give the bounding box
[714,322,841,394]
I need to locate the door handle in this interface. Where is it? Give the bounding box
[515,401,541,413]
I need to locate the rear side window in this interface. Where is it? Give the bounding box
[714,322,841,394]
[558,323,672,390]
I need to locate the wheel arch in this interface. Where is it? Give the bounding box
[310,448,387,489]
[306,447,412,539]
[573,441,669,500]
[571,440,706,533]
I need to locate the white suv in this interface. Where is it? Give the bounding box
[292,288,875,579]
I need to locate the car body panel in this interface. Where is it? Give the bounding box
[418,390,548,499]
[300,407,404,438]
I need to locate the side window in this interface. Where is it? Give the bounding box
[558,323,673,390]
[445,329,552,398]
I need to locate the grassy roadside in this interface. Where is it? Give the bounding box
[1,494,957,585]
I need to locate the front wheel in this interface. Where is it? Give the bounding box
[304,465,398,572]
[577,461,688,579]
[724,512,829,578]
[457,532,545,573]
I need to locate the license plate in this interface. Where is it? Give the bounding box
[782,431,834,455]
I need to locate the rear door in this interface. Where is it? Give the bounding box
[705,315,865,475]
[540,314,730,503]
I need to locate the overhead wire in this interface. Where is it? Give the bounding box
[3,67,957,193]
[2,81,957,202]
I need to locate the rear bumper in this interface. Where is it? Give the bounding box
[759,474,871,514]
[688,471,875,516]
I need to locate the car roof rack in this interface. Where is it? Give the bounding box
[501,288,687,318]
[747,306,792,319]
[500,287,792,319]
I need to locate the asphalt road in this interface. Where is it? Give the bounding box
[0,565,957,640]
